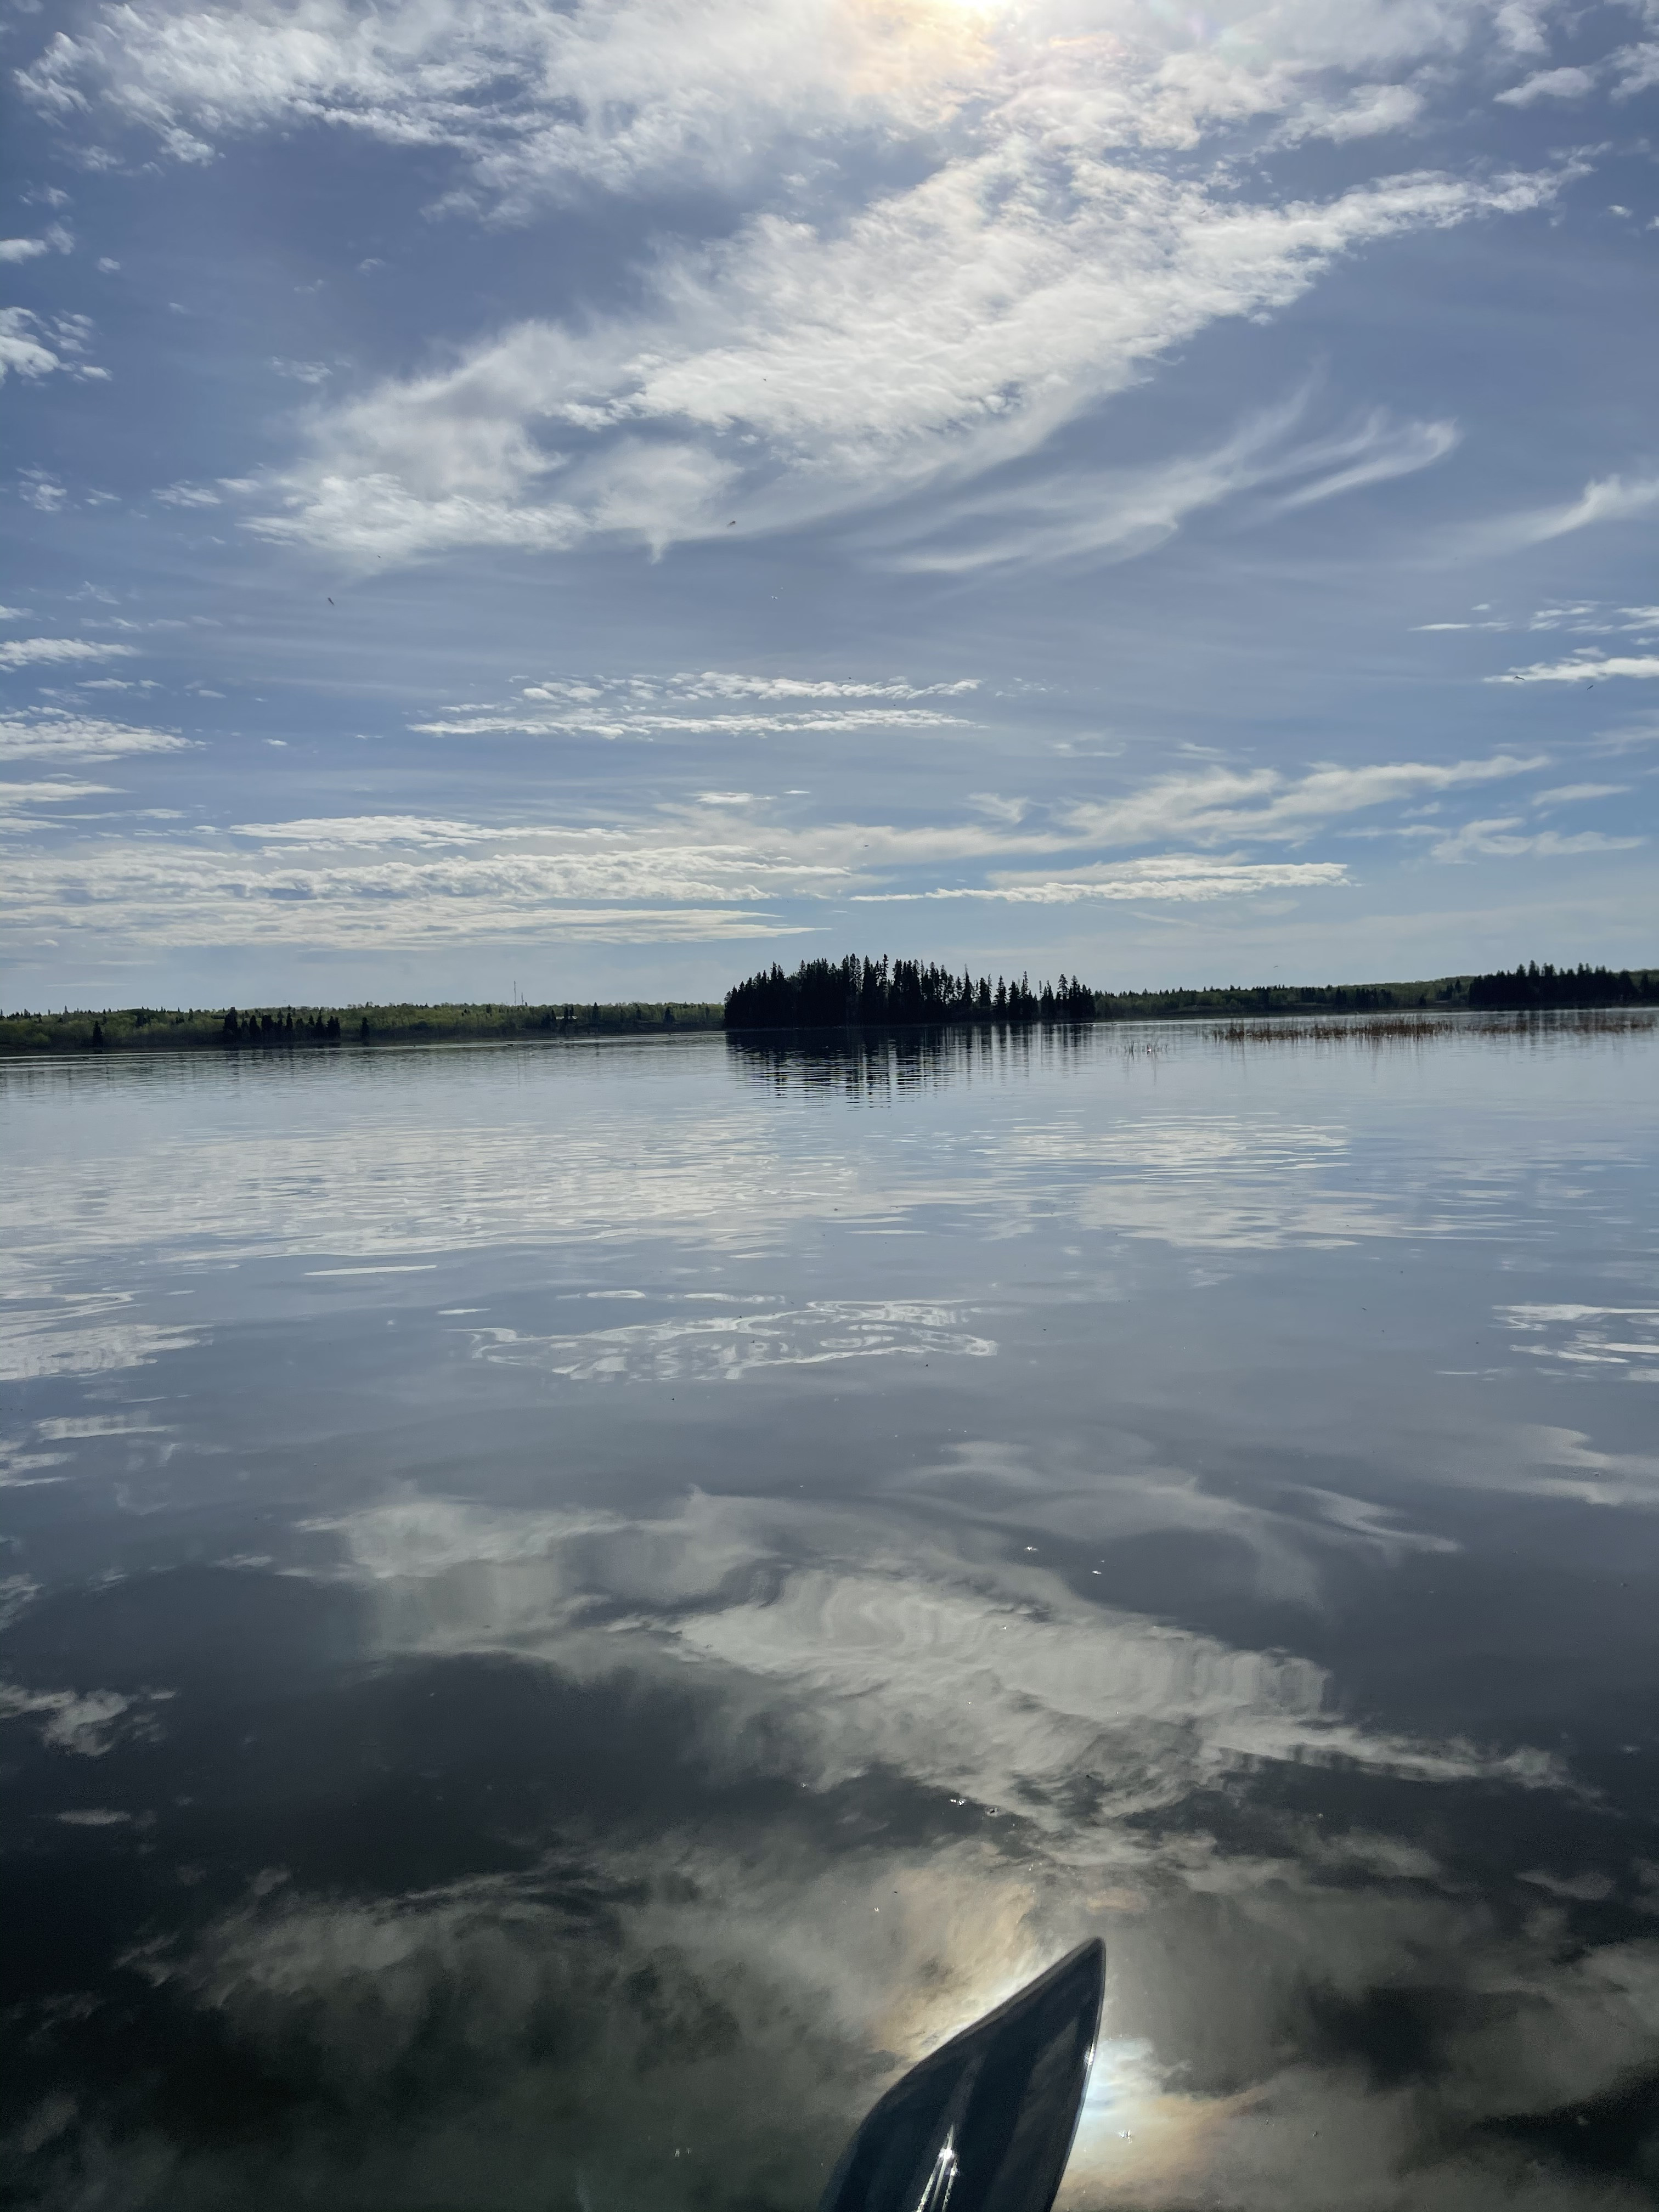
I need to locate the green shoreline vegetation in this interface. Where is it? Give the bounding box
[0,1000,725,1056]
[2,960,1654,1056]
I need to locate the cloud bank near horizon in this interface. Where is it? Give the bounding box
[2,0,1655,997]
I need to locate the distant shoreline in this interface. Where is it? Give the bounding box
[4,963,1655,1058]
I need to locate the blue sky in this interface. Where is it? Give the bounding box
[2,0,1656,1008]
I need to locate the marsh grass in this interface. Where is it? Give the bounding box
[1211,1009,1657,1047]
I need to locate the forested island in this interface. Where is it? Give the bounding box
[1,960,1652,1054]
[724,956,1096,1029]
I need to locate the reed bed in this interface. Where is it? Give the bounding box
[1212,1015,1445,1045]
[1210,1008,1656,1046]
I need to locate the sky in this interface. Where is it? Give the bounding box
[2,0,1656,1011]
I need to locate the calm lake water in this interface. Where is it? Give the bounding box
[4,1016,1658,2211]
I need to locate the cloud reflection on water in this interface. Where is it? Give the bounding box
[1501,1304,1659,1383]
[5,1024,1659,2208]
[2,1025,1633,1299]
[116,1479,1641,2212]
[467,1301,997,1381]
[0,1296,203,1382]
[320,1488,1566,1816]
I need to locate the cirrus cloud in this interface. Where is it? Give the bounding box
[1429,816,1645,861]
[855,857,1351,904]
[1062,752,1544,848]
[17,0,1557,208]
[1492,653,1659,684]
[14,0,1583,577]
[0,710,190,760]
[0,636,137,672]
[1451,470,1659,560]
[243,162,1558,565]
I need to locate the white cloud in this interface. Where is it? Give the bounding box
[230,814,544,848]
[1492,654,1659,684]
[0,605,33,620]
[0,725,1615,949]
[270,357,331,383]
[15,0,1590,206]
[1526,599,1659,637]
[0,636,137,670]
[870,396,1459,574]
[447,672,985,736]
[1495,63,1598,103]
[19,472,68,512]
[1429,816,1645,861]
[1263,415,1459,514]
[1612,38,1659,97]
[1523,473,1659,536]
[0,820,848,947]
[648,673,978,703]
[857,858,1350,904]
[1062,752,1541,847]
[1270,79,1428,145]
[413,706,973,739]
[0,308,67,382]
[0,222,72,262]
[0,710,189,760]
[1493,3,1551,57]
[1457,471,1659,557]
[18,0,958,205]
[1531,782,1627,805]
[14,0,1578,566]
[0,307,105,383]
[155,481,222,507]
[413,671,980,736]
[1586,713,1659,757]
[242,161,1554,565]
[2,844,815,944]
[0,778,121,817]
[966,792,1029,826]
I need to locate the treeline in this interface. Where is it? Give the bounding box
[1073,971,1657,1018]
[1094,980,1466,1017]
[1465,963,1659,1012]
[724,956,1659,1030]
[6,963,1655,1056]
[724,956,1097,1030]
[224,1008,341,1045]
[0,1000,724,1056]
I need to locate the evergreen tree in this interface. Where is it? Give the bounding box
[723,953,1105,1031]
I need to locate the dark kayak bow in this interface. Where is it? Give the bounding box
[820,1939,1105,2212]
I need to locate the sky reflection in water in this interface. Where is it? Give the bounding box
[3,1018,1658,2210]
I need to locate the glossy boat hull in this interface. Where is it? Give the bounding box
[820,1940,1106,2212]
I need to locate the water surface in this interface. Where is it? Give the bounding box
[4,1017,1658,2209]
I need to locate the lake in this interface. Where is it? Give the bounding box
[3,1015,1658,2210]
